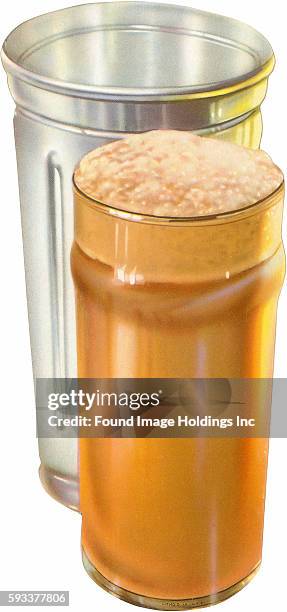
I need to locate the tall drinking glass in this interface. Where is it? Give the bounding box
[71,177,285,608]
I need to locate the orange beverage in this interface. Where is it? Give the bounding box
[72,132,284,608]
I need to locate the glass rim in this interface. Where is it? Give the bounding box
[73,177,284,227]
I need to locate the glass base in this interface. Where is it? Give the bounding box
[82,549,260,610]
[39,464,79,511]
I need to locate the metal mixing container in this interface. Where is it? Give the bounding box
[1,1,275,510]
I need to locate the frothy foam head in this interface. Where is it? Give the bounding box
[74,131,283,217]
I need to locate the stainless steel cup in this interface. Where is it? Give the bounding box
[1,1,275,510]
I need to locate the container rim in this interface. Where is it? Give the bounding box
[73,177,285,227]
[1,1,275,102]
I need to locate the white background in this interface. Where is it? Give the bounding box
[0,1,286,611]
